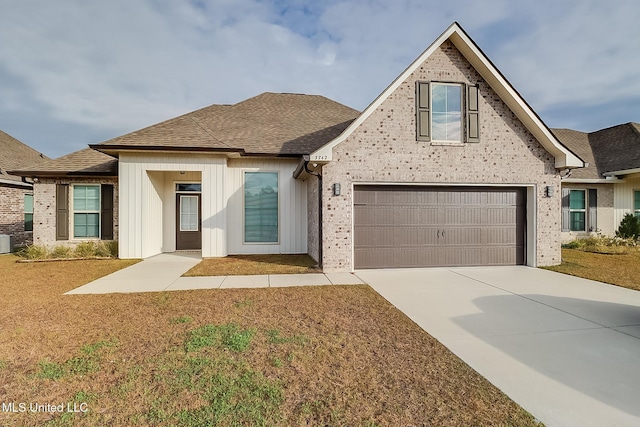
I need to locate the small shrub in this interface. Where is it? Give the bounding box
[18,245,50,260]
[75,241,98,258]
[616,213,640,240]
[561,240,581,249]
[51,245,75,259]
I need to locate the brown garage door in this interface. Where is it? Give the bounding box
[354,186,526,269]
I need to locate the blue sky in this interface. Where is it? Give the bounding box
[1,0,639,158]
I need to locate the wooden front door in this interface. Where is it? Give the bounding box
[176,193,201,250]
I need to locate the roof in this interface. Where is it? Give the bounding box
[93,92,360,156]
[552,123,640,179]
[11,147,118,177]
[590,123,640,176]
[0,130,47,184]
[309,22,583,169]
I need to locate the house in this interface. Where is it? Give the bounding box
[0,130,47,249]
[553,123,640,242]
[12,23,584,271]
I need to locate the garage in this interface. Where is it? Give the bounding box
[354,186,526,269]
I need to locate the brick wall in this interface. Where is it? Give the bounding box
[0,184,32,247]
[33,177,118,247]
[306,174,320,262]
[321,41,561,272]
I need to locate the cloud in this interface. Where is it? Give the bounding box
[0,0,638,156]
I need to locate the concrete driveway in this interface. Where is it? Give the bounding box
[357,266,640,427]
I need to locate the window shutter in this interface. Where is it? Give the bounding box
[101,184,114,240]
[561,188,570,232]
[588,189,597,232]
[416,81,430,141]
[466,84,480,143]
[56,184,69,240]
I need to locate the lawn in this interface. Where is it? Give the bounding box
[0,254,541,426]
[544,248,640,291]
[183,254,320,276]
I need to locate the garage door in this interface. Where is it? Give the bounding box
[354,186,526,269]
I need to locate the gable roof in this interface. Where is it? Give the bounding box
[309,22,583,169]
[0,130,48,185]
[11,147,118,177]
[591,123,640,176]
[92,92,360,157]
[552,123,640,179]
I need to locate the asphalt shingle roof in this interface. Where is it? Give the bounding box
[11,148,117,177]
[0,130,48,182]
[95,92,360,156]
[552,123,640,179]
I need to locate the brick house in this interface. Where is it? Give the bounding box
[553,123,640,242]
[13,23,584,271]
[0,130,47,249]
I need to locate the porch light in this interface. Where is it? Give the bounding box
[333,183,341,196]
[545,186,554,197]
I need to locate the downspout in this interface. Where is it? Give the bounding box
[303,161,323,268]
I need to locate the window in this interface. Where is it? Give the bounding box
[416,81,479,143]
[569,190,586,231]
[24,194,33,232]
[179,195,199,231]
[634,191,640,218]
[244,172,278,243]
[432,83,462,142]
[73,185,100,238]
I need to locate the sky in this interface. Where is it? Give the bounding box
[1,0,639,159]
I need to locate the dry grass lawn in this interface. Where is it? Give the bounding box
[183,254,320,276]
[544,248,640,291]
[0,254,541,426]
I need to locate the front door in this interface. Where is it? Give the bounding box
[176,193,201,250]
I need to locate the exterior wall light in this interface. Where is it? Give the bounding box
[333,183,341,196]
[545,186,554,197]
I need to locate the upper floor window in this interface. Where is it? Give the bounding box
[416,81,479,143]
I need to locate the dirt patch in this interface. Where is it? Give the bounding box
[0,254,541,426]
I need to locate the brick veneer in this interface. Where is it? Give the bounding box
[321,41,561,272]
[33,178,118,247]
[0,184,32,247]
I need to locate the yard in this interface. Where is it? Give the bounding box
[0,254,540,426]
[544,248,640,291]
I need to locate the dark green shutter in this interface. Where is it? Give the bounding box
[101,184,114,240]
[416,81,430,141]
[466,84,480,143]
[561,188,570,232]
[588,189,597,232]
[56,184,69,240]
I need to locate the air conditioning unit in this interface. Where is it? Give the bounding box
[0,234,12,254]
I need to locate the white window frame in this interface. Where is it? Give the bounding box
[71,184,101,239]
[634,190,640,218]
[430,82,463,143]
[178,195,200,232]
[242,171,280,245]
[24,193,33,232]
[568,189,587,232]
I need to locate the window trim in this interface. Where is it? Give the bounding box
[178,194,200,232]
[634,190,640,218]
[71,184,101,239]
[242,171,280,245]
[568,189,587,232]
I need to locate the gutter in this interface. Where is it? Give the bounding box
[603,167,640,177]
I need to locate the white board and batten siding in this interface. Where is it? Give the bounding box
[226,159,307,255]
[614,177,640,227]
[118,153,227,259]
[118,154,307,259]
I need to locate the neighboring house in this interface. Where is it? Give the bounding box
[12,23,584,271]
[0,130,47,248]
[553,123,640,242]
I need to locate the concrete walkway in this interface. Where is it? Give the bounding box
[358,266,640,427]
[65,252,363,295]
